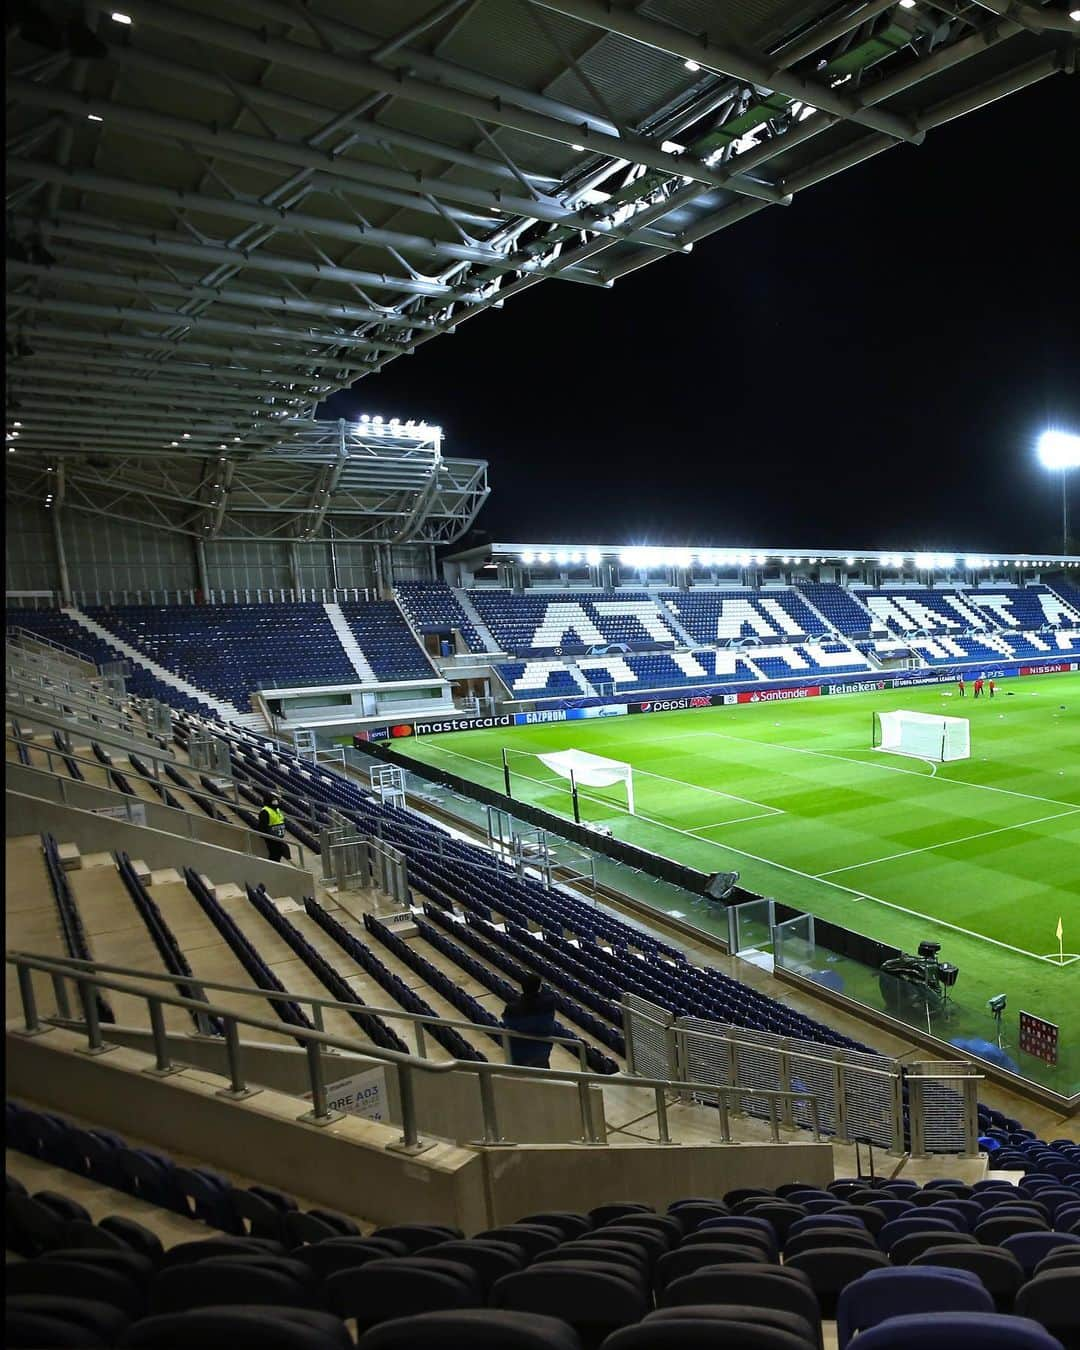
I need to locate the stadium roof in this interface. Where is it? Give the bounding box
[452,543,1080,568]
[6,0,1077,536]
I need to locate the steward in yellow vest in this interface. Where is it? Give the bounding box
[258,795,289,862]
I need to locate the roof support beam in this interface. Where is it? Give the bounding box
[4,319,375,378]
[104,0,785,197]
[5,260,442,332]
[528,0,924,145]
[8,80,695,245]
[6,294,404,355]
[9,350,325,394]
[8,199,474,299]
[7,162,515,271]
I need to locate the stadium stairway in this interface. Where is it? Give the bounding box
[61,606,243,720]
[323,603,377,681]
[452,586,504,653]
[652,595,699,648]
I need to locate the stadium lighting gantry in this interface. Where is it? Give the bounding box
[1037,429,1080,554]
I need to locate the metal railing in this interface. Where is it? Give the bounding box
[6,627,96,670]
[5,745,302,868]
[7,950,823,1153]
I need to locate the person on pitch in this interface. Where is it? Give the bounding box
[957,676,966,698]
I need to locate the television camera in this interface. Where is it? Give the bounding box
[879,940,959,1020]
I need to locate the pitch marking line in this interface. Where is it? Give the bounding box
[692,730,1080,812]
[816,808,1080,878]
[686,813,780,833]
[425,742,777,843]
[506,749,781,815]
[416,741,1073,968]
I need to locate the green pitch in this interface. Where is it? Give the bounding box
[397,673,1080,1094]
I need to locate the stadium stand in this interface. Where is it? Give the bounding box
[794,584,877,637]
[6,1098,1080,1349]
[87,605,363,707]
[469,591,680,653]
[6,609,222,720]
[394,582,485,653]
[662,589,827,643]
[336,602,435,681]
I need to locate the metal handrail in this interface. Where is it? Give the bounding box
[5,760,301,868]
[7,949,823,1152]
[8,950,592,1067]
[670,1013,903,1080]
[6,626,96,667]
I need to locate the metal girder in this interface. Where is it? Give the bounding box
[6,0,1074,481]
[529,0,923,144]
[5,260,449,330]
[10,161,516,270]
[9,199,476,300]
[102,0,779,197]
[5,294,405,355]
[5,415,489,545]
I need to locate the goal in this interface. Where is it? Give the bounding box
[872,710,970,763]
[503,746,635,816]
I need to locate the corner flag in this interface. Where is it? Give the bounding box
[1057,916,1064,943]
[1057,916,1064,965]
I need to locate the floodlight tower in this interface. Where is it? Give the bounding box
[1037,429,1080,554]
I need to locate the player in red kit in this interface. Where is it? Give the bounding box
[988,677,996,699]
[974,677,984,699]
[957,677,966,698]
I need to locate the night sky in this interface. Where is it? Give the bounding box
[322,75,1080,556]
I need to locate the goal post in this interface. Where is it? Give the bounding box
[872,709,971,763]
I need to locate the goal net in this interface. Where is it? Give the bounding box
[511,747,635,814]
[872,710,970,763]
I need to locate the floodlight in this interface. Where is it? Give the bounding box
[1037,430,1080,470]
[585,549,602,566]
[1038,429,1079,553]
[111,11,133,22]
[684,59,701,71]
[672,549,692,568]
[571,143,585,152]
[782,556,791,565]
[555,550,569,566]
[754,554,766,565]
[538,551,551,564]
[845,557,855,566]
[915,553,934,569]
[521,551,536,565]
[793,557,802,564]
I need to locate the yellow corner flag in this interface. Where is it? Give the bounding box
[1057,916,1065,965]
[1058,916,1065,943]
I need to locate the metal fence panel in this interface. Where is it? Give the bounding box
[622,994,675,1079]
[673,1016,901,1147]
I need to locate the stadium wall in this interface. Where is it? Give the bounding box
[4,504,432,598]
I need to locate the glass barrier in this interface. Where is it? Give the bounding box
[349,747,1076,1098]
[773,916,1075,1097]
[727,898,776,960]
